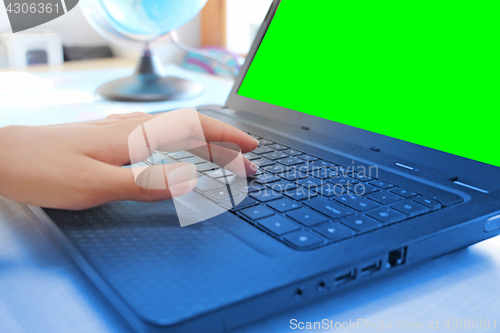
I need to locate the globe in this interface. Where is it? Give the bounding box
[80,0,208,101]
[92,0,207,42]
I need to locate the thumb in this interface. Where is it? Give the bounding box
[102,162,198,203]
[134,162,198,199]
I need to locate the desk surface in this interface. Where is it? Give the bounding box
[1,60,499,333]
[0,59,233,127]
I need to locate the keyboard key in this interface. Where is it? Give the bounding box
[265,180,298,192]
[327,176,358,186]
[284,188,317,201]
[257,216,300,236]
[266,198,301,213]
[346,183,379,195]
[167,151,193,159]
[249,134,261,140]
[242,152,260,160]
[340,215,381,233]
[312,160,334,168]
[195,176,224,192]
[278,169,308,181]
[317,183,345,197]
[252,158,275,168]
[216,175,236,186]
[333,194,379,212]
[314,222,356,241]
[298,154,318,162]
[179,156,206,164]
[286,208,328,226]
[252,146,274,155]
[284,230,324,248]
[369,180,394,189]
[283,149,303,156]
[277,157,304,166]
[216,174,247,184]
[296,177,325,189]
[309,168,337,179]
[352,172,374,182]
[220,196,256,210]
[206,187,241,201]
[390,187,418,198]
[239,205,275,220]
[249,189,283,202]
[269,144,288,150]
[412,196,442,210]
[324,183,352,196]
[258,139,274,145]
[304,197,354,219]
[432,192,463,207]
[205,168,234,179]
[232,180,265,193]
[390,200,429,217]
[335,166,359,177]
[146,152,173,165]
[367,191,402,205]
[330,165,350,173]
[264,164,290,174]
[292,163,321,173]
[251,173,280,184]
[263,151,289,160]
[253,169,264,175]
[196,162,219,172]
[366,208,405,224]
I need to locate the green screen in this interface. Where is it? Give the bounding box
[238,0,499,167]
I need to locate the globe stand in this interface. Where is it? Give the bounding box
[96,48,203,102]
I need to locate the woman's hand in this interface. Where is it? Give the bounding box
[0,111,259,210]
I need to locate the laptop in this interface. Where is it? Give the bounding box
[30,0,500,332]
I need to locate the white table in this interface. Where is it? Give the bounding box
[1,61,499,333]
[0,59,233,127]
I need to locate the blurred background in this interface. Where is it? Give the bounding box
[0,0,272,69]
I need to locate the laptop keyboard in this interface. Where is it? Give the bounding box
[157,133,462,251]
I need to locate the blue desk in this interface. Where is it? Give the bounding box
[1,61,499,333]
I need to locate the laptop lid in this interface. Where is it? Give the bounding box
[226,0,500,192]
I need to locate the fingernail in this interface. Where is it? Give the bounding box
[250,162,259,173]
[254,138,260,146]
[167,163,198,197]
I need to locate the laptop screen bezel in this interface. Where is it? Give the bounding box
[225,0,499,189]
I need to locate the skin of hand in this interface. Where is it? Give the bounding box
[0,111,259,210]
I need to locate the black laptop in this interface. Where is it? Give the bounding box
[30,0,500,332]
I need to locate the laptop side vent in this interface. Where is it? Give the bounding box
[484,215,500,233]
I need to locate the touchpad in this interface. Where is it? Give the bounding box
[173,190,227,226]
[42,196,290,264]
[176,191,294,257]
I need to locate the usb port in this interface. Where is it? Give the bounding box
[334,269,356,286]
[359,260,382,277]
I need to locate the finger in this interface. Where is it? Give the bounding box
[154,140,254,175]
[197,113,259,153]
[192,142,258,177]
[126,109,258,155]
[94,109,259,171]
[127,109,259,167]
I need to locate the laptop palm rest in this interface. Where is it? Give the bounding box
[177,190,293,257]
